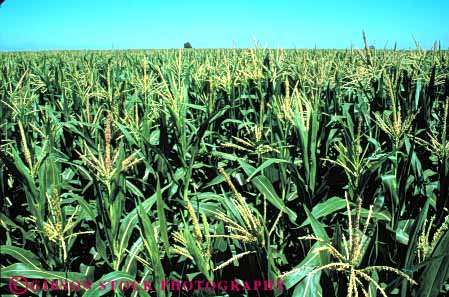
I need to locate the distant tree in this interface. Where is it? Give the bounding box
[184,42,192,49]
[369,45,375,50]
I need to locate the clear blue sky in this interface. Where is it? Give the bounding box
[1,0,448,51]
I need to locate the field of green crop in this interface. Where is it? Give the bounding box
[1,47,448,296]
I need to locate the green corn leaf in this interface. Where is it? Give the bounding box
[251,175,297,223]
[245,158,288,182]
[137,206,166,297]
[156,179,170,255]
[0,246,42,268]
[300,197,346,227]
[1,263,87,288]
[83,271,151,297]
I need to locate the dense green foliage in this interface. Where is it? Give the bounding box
[1,48,449,296]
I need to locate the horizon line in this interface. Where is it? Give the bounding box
[1,45,447,53]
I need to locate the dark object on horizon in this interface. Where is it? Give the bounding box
[184,42,192,49]
[369,45,375,50]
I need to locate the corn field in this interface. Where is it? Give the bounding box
[1,46,448,296]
